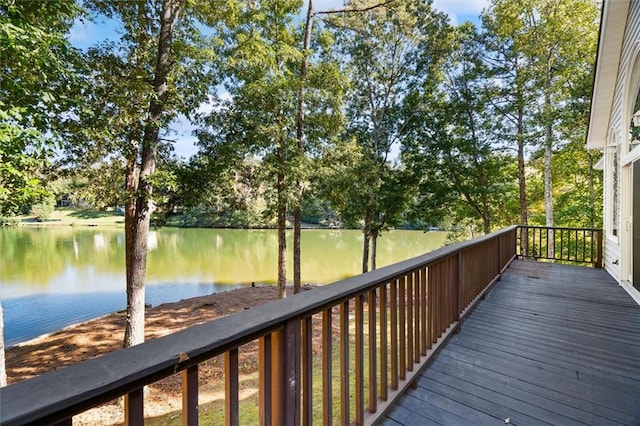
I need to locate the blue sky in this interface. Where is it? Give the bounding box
[68,0,487,159]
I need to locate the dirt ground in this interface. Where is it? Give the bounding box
[6,285,316,425]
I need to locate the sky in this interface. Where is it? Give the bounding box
[68,0,488,159]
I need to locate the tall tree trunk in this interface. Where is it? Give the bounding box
[123,0,182,348]
[123,151,139,346]
[517,110,528,225]
[293,0,313,294]
[517,105,529,256]
[293,202,301,293]
[544,106,555,259]
[544,130,554,259]
[362,209,371,273]
[544,132,554,226]
[482,213,491,235]
[277,163,287,299]
[0,298,6,387]
[543,83,554,258]
[370,229,378,271]
[276,109,287,299]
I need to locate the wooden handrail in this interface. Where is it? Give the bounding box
[1,226,519,426]
[517,225,603,267]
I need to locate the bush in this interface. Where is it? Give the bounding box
[0,216,18,226]
[31,198,55,222]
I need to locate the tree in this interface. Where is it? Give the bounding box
[292,0,314,294]
[0,0,83,215]
[0,109,51,215]
[198,0,301,298]
[404,24,518,235]
[0,0,83,385]
[483,0,599,228]
[329,0,450,271]
[482,8,534,229]
[199,0,343,297]
[64,0,220,347]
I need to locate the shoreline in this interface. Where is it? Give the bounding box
[5,284,322,424]
[4,281,311,348]
[5,284,314,385]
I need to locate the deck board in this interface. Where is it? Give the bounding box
[383,260,640,425]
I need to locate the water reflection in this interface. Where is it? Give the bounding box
[0,227,446,345]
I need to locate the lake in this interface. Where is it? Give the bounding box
[0,227,446,346]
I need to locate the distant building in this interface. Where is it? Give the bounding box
[56,194,73,208]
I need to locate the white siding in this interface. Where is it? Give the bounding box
[605,237,621,282]
[602,0,640,284]
[609,1,640,141]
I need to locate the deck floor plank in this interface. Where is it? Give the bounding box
[383,260,640,425]
[427,357,629,426]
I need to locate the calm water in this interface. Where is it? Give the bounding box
[0,227,446,346]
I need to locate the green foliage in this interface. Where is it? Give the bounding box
[30,197,55,222]
[323,0,451,250]
[403,24,519,234]
[0,0,603,239]
[482,0,600,226]
[0,0,84,130]
[0,0,81,216]
[0,107,51,215]
[0,216,18,227]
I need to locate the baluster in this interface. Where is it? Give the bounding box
[420,268,428,356]
[182,365,198,426]
[340,301,350,425]
[302,316,313,426]
[124,388,144,426]
[379,284,388,401]
[259,335,272,426]
[398,276,406,380]
[225,349,239,426]
[355,294,364,425]
[390,279,398,389]
[406,273,414,371]
[322,309,333,426]
[368,288,378,412]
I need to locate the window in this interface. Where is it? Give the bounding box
[630,88,640,152]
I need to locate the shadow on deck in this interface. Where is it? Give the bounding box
[383,260,640,426]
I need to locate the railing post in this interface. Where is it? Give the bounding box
[272,322,301,426]
[225,349,239,426]
[124,388,144,426]
[182,365,198,426]
[596,229,603,268]
[259,335,272,426]
[322,309,333,426]
[302,317,313,426]
[340,301,350,424]
[456,252,462,322]
[497,234,501,276]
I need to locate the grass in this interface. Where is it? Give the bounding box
[145,306,387,425]
[20,208,125,227]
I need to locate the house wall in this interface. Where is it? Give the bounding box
[604,0,640,287]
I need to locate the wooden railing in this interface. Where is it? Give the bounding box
[0,226,518,426]
[517,225,603,268]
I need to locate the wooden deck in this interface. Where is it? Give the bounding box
[382,260,640,426]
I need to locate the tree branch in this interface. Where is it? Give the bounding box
[313,0,396,17]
